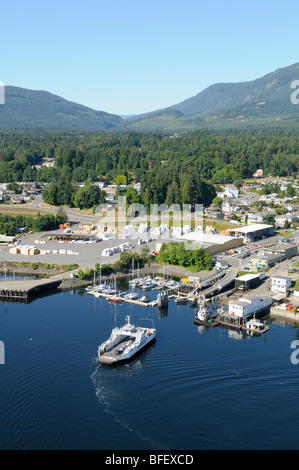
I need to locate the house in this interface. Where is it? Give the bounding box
[205,203,224,219]
[275,214,298,228]
[224,185,239,199]
[222,200,240,213]
[271,275,292,294]
[94,182,106,189]
[253,169,263,178]
[247,211,269,225]
[105,185,117,201]
[134,182,141,193]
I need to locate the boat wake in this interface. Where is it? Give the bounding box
[90,358,169,450]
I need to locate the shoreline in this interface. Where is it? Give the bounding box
[0,260,217,293]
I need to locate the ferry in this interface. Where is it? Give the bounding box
[98,316,156,364]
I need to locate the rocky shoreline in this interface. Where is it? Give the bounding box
[0,261,216,292]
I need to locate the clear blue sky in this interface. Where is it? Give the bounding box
[0,0,298,115]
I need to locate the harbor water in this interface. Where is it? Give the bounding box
[0,281,299,450]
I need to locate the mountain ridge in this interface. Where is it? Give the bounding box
[0,86,123,130]
[1,62,299,131]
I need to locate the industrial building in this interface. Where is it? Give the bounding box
[227,224,274,243]
[155,231,243,256]
[235,273,264,291]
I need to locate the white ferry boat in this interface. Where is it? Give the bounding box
[98,316,156,364]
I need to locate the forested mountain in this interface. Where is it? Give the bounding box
[1,62,299,132]
[127,62,299,131]
[0,87,123,130]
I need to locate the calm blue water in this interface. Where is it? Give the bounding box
[0,282,299,450]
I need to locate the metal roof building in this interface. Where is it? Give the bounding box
[227,224,274,242]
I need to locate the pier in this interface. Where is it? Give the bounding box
[0,277,62,301]
[217,305,271,330]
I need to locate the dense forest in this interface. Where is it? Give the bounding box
[0,129,298,210]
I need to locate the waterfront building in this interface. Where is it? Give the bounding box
[228,295,272,318]
[271,275,293,295]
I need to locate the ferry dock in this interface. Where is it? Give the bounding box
[0,277,62,301]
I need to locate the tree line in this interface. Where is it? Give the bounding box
[0,129,298,210]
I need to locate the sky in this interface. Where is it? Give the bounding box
[0,0,298,116]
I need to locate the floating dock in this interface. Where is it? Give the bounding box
[92,290,175,307]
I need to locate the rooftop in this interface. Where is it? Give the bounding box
[230,224,273,234]
[236,273,260,282]
[180,232,237,244]
[271,275,293,281]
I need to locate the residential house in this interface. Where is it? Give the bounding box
[271,275,292,294]
[222,200,240,213]
[224,185,239,199]
[275,214,298,228]
[205,203,224,219]
[253,169,263,178]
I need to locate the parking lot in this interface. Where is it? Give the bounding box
[0,223,159,271]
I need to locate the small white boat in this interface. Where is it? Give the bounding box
[166,280,178,288]
[124,292,139,300]
[140,282,155,290]
[98,315,156,364]
[140,294,151,303]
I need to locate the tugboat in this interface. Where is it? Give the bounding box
[194,294,220,327]
[98,316,156,364]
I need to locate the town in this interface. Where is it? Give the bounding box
[0,168,298,330]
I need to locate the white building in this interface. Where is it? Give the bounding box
[228,295,272,318]
[222,200,240,213]
[271,275,292,294]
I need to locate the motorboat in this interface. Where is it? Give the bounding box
[140,294,151,303]
[124,292,139,300]
[98,315,156,364]
[166,280,178,289]
[107,296,122,304]
[140,282,155,290]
